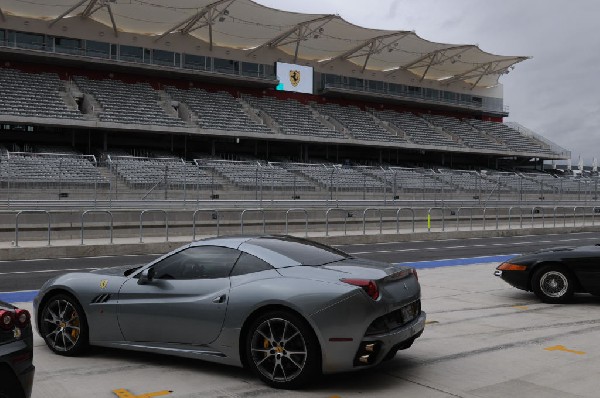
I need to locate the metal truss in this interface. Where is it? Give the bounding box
[247,15,338,63]
[322,31,412,72]
[154,0,235,50]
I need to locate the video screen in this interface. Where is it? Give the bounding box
[275,62,314,94]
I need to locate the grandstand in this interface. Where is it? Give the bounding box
[0,0,577,204]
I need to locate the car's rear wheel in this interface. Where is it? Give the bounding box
[40,294,89,356]
[245,311,320,389]
[532,265,574,304]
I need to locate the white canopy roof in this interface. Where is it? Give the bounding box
[2,0,528,87]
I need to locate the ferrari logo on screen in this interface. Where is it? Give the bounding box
[100,279,108,289]
[289,70,301,87]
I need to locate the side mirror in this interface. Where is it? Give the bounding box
[138,268,155,285]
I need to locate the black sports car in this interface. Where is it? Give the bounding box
[0,301,34,398]
[495,245,600,303]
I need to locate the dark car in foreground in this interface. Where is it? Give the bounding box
[495,244,600,303]
[0,301,34,398]
[34,235,425,389]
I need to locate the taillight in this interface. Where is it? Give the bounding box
[14,309,30,328]
[341,278,379,300]
[412,268,418,281]
[0,310,15,331]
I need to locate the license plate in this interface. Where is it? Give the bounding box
[401,304,416,322]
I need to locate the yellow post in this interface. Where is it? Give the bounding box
[427,213,431,231]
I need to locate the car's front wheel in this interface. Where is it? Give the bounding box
[245,310,320,389]
[532,265,575,304]
[39,294,89,356]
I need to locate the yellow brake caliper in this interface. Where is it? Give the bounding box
[263,338,270,359]
[70,313,80,340]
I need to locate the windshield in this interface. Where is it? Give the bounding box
[250,236,351,266]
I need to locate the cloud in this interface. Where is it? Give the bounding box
[254,0,600,162]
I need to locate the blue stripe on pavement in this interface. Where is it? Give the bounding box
[0,290,38,304]
[395,254,518,269]
[0,254,518,303]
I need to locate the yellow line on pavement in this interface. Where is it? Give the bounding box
[544,345,586,355]
[113,389,172,398]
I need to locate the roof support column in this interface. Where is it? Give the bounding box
[80,0,99,17]
[49,0,89,28]
[106,4,118,37]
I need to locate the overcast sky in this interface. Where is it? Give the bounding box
[255,0,600,164]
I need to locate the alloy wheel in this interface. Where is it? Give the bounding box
[250,317,308,383]
[41,298,81,352]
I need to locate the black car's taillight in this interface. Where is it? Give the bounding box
[0,310,15,331]
[14,309,31,328]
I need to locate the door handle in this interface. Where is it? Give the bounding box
[212,294,227,304]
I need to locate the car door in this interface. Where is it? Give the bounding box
[117,245,241,345]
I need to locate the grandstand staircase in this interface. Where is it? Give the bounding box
[59,81,82,115]
[370,112,410,142]
[66,80,100,120]
[97,165,129,193]
[309,107,348,137]
[69,80,103,121]
[238,97,280,133]
[465,122,504,146]
[316,114,346,136]
[157,90,190,126]
[237,98,276,132]
[422,116,463,145]
[174,101,199,126]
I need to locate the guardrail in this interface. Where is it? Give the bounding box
[81,210,113,244]
[241,209,265,234]
[325,208,349,236]
[192,209,220,239]
[363,208,383,235]
[4,206,600,246]
[427,207,446,232]
[140,210,169,243]
[482,207,499,231]
[15,210,51,247]
[456,207,476,231]
[396,208,415,233]
[285,209,308,237]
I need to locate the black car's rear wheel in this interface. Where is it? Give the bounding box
[40,294,89,356]
[532,265,574,304]
[246,311,320,389]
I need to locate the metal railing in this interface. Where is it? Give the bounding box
[4,206,600,247]
[285,209,308,237]
[81,210,113,244]
[139,210,169,243]
[4,156,600,207]
[192,209,220,239]
[15,210,51,247]
[240,209,265,234]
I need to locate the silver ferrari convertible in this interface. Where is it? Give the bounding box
[34,236,425,388]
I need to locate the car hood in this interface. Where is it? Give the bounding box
[90,264,144,276]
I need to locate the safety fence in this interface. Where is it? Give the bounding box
[5,205,600,247]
